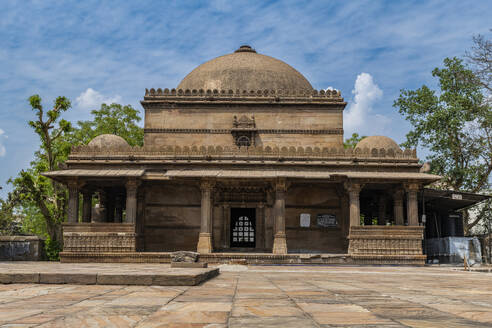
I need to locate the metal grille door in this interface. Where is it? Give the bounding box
[230,208,256,248]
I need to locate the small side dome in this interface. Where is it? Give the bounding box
[355,136,401,151]
[88,134,129,148]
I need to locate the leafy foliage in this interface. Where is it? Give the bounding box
[70,103,143,146]
[44,236,61,261]
[0,195,21,235]
[9,95,73,246]
[343,133,366,149]
[394,57,492,234]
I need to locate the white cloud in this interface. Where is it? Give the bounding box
[343,73,390,136]
[75,88,122,110]
[0,128,6,157]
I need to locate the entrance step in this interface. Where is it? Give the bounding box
[0,262,219,286]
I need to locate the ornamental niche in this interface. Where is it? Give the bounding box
[231,115,257,147]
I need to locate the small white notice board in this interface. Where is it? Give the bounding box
[300,213,311,227]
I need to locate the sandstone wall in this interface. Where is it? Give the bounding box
[144,107,343,148]
[285,185,347,253]
[143,183,201,251]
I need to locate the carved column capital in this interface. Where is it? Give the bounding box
[344,181,362,194]
[273,178,289,193]
[67,178,79,190]
[200,179,216,192]
[404,183,420,192]
[126,178,140,190]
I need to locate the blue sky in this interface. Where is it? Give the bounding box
[0,0,491,198]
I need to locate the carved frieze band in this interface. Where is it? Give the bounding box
[144,128,343,135]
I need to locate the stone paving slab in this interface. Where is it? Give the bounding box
[0,262,219,286]
[0,264,491,327]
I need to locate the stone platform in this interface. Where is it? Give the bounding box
[0,262,219,286]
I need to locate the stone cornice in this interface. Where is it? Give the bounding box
[144,128,343,135]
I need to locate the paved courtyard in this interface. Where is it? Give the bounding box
[0,264,491,327]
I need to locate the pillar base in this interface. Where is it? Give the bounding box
[272,233,287,254]
[197,233,213,254]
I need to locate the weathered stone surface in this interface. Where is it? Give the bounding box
[170,251,200,263]
[39,273,97,284]
[0,263,219,286]
[0,236,44,261]
[0,265,490,327]
[170,262,207,268]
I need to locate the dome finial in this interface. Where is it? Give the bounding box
[235,45,256,53]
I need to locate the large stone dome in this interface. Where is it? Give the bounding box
[355,136,401,151]
[177,45,313,91]
[88,134,129,148]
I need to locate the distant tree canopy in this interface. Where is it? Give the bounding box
[394,56,491,234]
[70,103,144,146]
[343,133,366,149]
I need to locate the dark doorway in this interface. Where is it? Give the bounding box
[230,208,256,248]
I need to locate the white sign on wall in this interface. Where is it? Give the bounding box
[300,213,311,227]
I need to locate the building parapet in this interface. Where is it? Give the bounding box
[143,88,345,103]
[69,144,418,161]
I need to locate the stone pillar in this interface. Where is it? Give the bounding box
[393,189,405,225]
[257,203,265,249]
[406,183,420,226]
[81,190,92,223]
[272,179,288,254]
[345,182,362,227]
[125,179,139,224]
[197,180,214,253]
[67,180,79,223]
[378,195,387,225]
[114,194,123,223]
[222,204,230,249]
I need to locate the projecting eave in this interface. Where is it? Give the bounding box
[42,169,145,183]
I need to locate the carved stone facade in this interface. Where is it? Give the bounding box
[62,223,136,253]
[45,45,441,265]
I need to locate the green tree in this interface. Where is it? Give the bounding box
[394,57,492,234]
[0,194,20,235]
[71,103,143,146]
[9,95,72,244]
[344,133,366,149]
